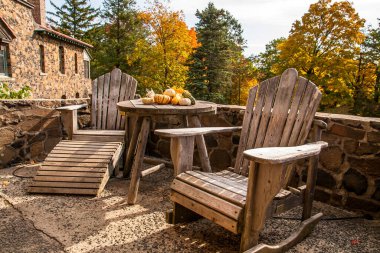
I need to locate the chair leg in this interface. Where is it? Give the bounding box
[302,155,318,220]
[166,203,201,224]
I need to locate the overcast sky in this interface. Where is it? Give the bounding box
[46,0,379,56]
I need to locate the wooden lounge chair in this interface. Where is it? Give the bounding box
[155,68,328,252]
[29,68,137,196]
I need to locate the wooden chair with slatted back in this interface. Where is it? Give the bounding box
[155,68,328,252]
[28,68,138,196]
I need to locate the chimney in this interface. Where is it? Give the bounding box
[29,0,46,26]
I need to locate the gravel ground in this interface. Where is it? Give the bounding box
[0,164,379,253]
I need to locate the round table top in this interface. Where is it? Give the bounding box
[117,99,217,115]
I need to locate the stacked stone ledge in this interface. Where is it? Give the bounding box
[0,98,90,168]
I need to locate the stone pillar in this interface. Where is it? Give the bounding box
[29,0,46,26]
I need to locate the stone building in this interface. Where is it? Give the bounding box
[0,0,92,98]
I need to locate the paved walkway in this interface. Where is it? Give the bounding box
[0,165,379,253]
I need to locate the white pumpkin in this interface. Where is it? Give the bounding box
[179,97,192,106]
[163,88,176,97]
[141,97,154,105]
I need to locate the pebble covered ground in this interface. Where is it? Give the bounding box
[0,165,379,253]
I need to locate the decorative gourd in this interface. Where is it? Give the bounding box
[171,94,182,105]
[163,88,176,97]
[179,97,191,106]
[154,94,171,104]
[141,97,154,105]
[182,90,196,105]
[146,89,155,98]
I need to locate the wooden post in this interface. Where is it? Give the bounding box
[170,136,195,176]
[189,115,212,172]
[123,116,143,178]
[127,117,151,204]
[60,110,78,140]
[240,161,286,252]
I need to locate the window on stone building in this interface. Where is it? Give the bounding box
[39,45,45,73]
[74,53,78,74]
[59,46,65,74]
[0,44,9,76]
[83,50,90,79]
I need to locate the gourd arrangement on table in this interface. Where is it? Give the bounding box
[141,87,196,106]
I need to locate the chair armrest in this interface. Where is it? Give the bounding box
[56,104,87,111]
[243,141,328,165]
[313,119,327,129]
[154,126,242,138]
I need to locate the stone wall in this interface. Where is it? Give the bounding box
[149,107,380,218]
[0,99,89,168]
[0,0,91,98]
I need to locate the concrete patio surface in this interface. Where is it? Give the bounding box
[0,164,379,253]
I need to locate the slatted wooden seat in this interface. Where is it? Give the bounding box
[29,68,137,196]
[28,141,123,195]
[155,68,328,252]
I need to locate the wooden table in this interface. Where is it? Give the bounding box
[117,99,217,204]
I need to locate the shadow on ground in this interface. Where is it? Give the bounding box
[0,165,379,253]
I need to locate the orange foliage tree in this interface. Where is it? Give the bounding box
[275,0,365,109]
[136,0,198,91]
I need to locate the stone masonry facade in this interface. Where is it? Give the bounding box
[0,99,379,218]
[0,0,92,98]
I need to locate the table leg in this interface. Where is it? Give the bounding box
[189,115,212,172]
[124,116,143,178]
[127,117,151,204]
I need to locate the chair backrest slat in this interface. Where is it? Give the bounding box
[90,78,98,128]
[106,69,122,129]
[96,74,105,129]
[91,68,137,130]
[235,69,321,177]
[101,72,111,129]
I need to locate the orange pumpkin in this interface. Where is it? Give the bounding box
[154,94,171,104]
[171,94,182,105]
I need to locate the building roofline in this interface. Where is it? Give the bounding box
[35,26,94,48]
[0,17,16,41]
[13,0,34,9]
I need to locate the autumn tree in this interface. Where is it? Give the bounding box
[231,56,257,105]
[253,38,285,81]
[187,2,245,104]
[47,0,99,40]
[137,0,197,91]
[90,0,147,77]
[276,0,365,109]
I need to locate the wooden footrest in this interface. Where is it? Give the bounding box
[28,140,124,196]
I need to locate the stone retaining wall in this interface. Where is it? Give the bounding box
[0,100,379,218]
[0,99,90,168]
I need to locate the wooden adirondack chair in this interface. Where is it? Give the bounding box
[28,68,137,196]
[155,68,328,252]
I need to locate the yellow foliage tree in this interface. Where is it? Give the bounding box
[136,0,198,92]
[275,0,365,109]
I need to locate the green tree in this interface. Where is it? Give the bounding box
[89,0,147,78]
[253,38,285,81]
[276,0,365,109]
[364,19,380,104]
[47,0,99,40]
[187,2,245,104]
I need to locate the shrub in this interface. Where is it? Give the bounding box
[0,82,31,99]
